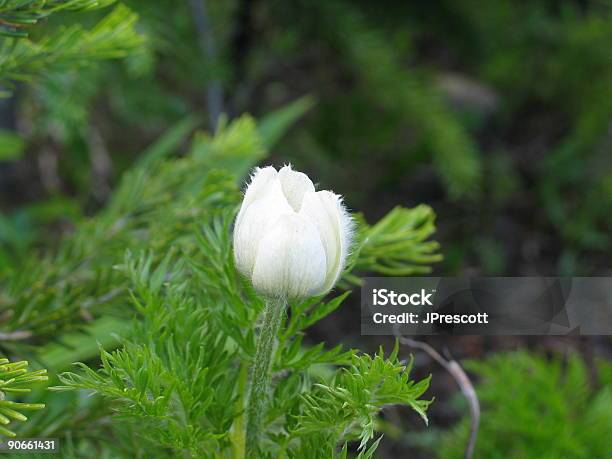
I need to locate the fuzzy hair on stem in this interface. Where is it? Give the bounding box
[245,296,286,456]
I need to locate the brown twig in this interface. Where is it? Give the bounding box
[398,336,480,459]
[88,125,113,203]
[38,146,61,193]
[0,330,32,341]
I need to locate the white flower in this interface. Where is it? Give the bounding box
[233,165,353,298]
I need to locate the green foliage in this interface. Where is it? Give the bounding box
[346,205,442,284]
[0,1,116,37]
[0,128,24,159]
[444,0,612,270]
[257,95,315,150]
[0,113,439,456]
[0,102,312,347]
[3,1,609,457]
[290,349,431,455]
[438,351,612,459]
[253,0,481,200]
[1,0,610,279]
[242,0,610,273]
[0,115,256,345]
[53,213,433,457]
[0,358,47,437]
[50,213,436,458]
[49,185,438,457]
[320,0,481,198]
[0,197,82,275]
[190,114,267,179]
[0,4,143,86]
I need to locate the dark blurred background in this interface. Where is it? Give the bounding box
[0,1,610,457]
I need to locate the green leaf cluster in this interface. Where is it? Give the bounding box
[52,205,434,457]
[348,205,442,282]
[0,113,440,457]
[0,2,143,87]
[0,1,116,37]
[438,351,612,459]
[0,358,47,437]
[0,116,252,345]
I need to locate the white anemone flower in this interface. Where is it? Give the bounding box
[233,165,353,298]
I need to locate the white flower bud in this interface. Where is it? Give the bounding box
[233,165,353,298]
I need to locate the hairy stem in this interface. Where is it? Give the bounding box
[245,296,286,456]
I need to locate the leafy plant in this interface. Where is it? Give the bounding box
[438,351,612,459]
[0,358,47,437]
[349,205,442,282]
[319,0,482,199]
[0,112,441,457]
[0,2,143,87]
[0,1,116,36]
[53,210,434,457]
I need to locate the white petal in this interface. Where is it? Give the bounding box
[300,190,353,294]
[235,166,278,229]
[233,177,293,277]
[278,165,315,212]
[251,213,326,298]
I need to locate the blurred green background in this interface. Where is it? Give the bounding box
[1,0,611,277]
[0,0,610,457]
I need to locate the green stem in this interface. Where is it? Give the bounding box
[245,296,286,456]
